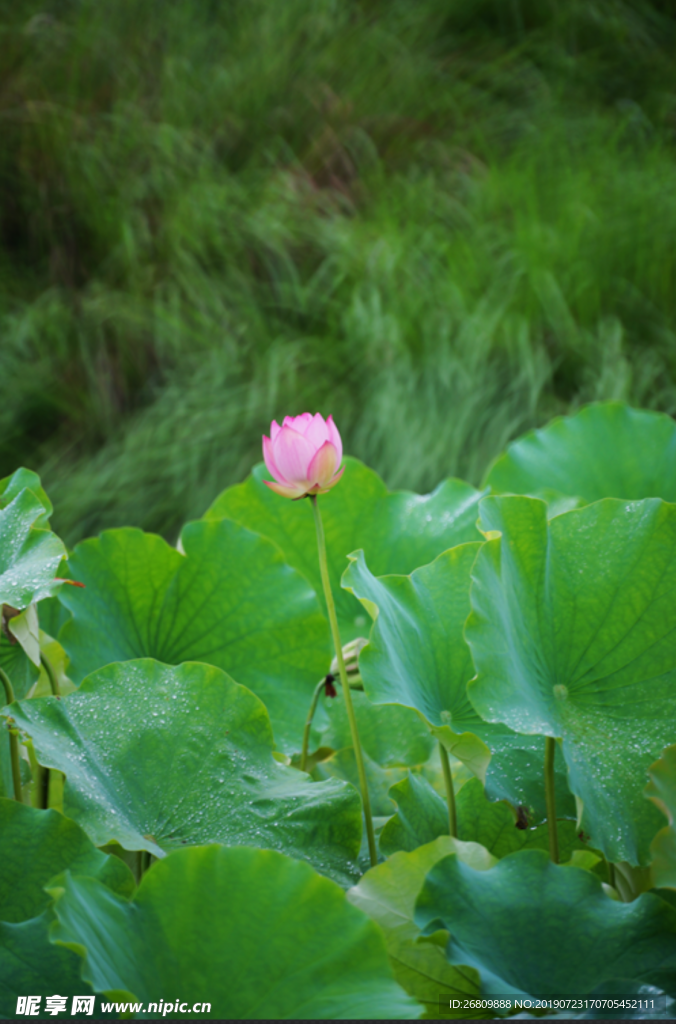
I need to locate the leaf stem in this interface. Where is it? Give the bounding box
[0,666,14,707]
[36,653,60,803]
[300,678,328,772]
[40,762,50,809]
[0,666,23,802]
[438,741,458,838]
[544,736,559,863]
[40,651,60,696]
[136,850,153,881]
[26,739,49,809]
[310,495,377,867]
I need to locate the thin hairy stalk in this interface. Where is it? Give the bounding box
[310,495,377,867]
[300,678,329,773]
[545,736,559,863]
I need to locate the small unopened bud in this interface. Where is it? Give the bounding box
[331,637,368,684]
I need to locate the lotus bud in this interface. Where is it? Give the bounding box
[262,413,344,500]
[330,637,368,689]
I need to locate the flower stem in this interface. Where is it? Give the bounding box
[300,678,328,773]
[40,652,60,696]
[0,666,23,803]
[438,741,458,838]
[544,736,559,863]
[310,495,377,867]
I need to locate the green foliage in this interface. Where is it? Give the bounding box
[9,660,363,886]
[484,403,676,503]
[0,487,65,611]
[453,778,586,862]
[0,469,52,523]
[348,837,490,1015]
[344,544,576,817]
[0,914,103,1019]
[207,458,484,638]
[380,775,587,861]
[58,522,330,751]
[379,774,450,856]
[0,799,133,923]
[321,689,434,768]
[50,846,418,1019]
[0,798,131,1019]
[343,544,481,729]
[646,746,676,891]
[0,634,39,703]
[313,747,407,820]
[3,398,676,1017]
[414,851,676,997]
[467,495,676,865]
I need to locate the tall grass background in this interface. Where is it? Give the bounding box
[2,0,676,542]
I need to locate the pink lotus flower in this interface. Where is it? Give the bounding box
[262,413,344,499]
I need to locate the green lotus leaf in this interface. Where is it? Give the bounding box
[0,799,134,924]
[379,773,450,856]
[646,746,676,890]
[348,837,493,1016]
[0,913,106,1019]
[476,732,575,822]
[30,632,74,700]
[380,774,587,861]
[0,489,66,611]
[343,546,575,818]
[38,592,72,641]
[454,777,588,862]
[0,630,39,703]
[0,468,53,522]
[7,660,362,886]
[5,604,40,668]
[484,402,676,503]
[414,850,676,998]
[50,845,418,1019]
[466,495,676,865]
[343,545,482,729]
[205,458,486,638]
[313,747,408,818]
[321,690,434,768]
[58,523,331,752]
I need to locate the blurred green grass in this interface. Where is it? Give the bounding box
[2,0,676,542]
